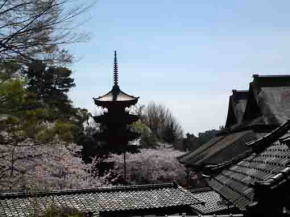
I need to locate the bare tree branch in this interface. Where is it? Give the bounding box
[0,0,95,64]
[0,0,9,10]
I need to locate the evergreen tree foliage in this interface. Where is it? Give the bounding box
[24,61,75,119]
[130,121,158,148]
[22,61,98,165]
[0,63,101,191]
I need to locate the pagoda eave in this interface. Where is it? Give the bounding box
[94,98,139,108]
[93,114,139,124]
[97,131,140,141]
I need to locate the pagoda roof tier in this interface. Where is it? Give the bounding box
[94,85,139,107]
[94,51,139,107]
[93,112,139,124]
[97,130,140,142]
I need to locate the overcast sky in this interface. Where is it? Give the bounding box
[68,0,290,135]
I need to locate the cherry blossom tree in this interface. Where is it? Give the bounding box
[0,75,102,191]
[0,142,102,191]
[105,146,187,185]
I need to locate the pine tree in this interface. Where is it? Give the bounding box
[0,65,100,190]
[24,61,75,119]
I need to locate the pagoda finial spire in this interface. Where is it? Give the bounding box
[114,50,118,86]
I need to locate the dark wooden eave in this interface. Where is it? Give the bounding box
[94,85,139,107]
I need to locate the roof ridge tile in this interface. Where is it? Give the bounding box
[0,183,176,199]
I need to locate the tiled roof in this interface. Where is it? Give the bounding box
[178,136,225,166]
[238,74,290,130]
[163,215,244,217]
[94,85,138,107]
[178,131,258,169]
[208,121,290,210]
[95,88,138,102]
[0,183,202,217]
[190,188,233,214]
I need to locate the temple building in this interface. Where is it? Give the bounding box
[93,51,140,154]
[206,120,290,217]
[178,74,290,216]
[179,75,290,171]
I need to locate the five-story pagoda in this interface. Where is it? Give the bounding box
[93,51,140,155]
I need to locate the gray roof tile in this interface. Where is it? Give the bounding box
[208,121,290,210]
[191,189,232,214]
[0,183,201,217]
